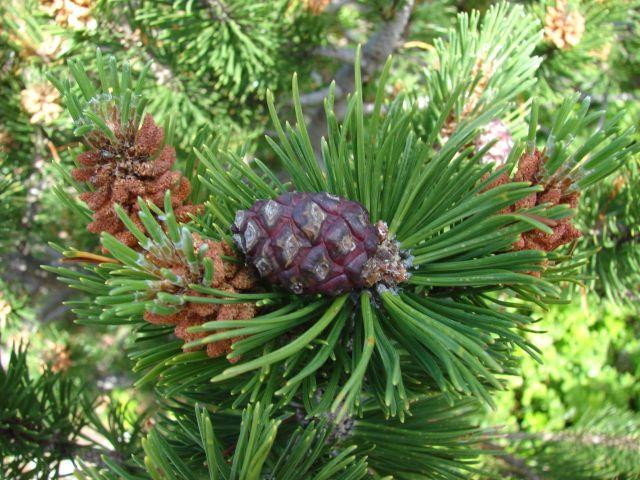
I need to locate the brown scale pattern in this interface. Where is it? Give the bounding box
[143,236,258,362]
[72,113,201,248]
[490,149,581,253]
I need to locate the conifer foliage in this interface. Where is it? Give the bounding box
[0,345,144,478]
[48,60,202,248]
[2,0,640,478]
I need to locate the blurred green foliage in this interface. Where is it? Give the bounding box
[1,0,639,476]
[491,298,640,432]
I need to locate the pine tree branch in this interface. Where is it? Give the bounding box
[0,248,71,312]
[497,431,640,451]
[112,5,175,86]
[484,442,543,480]
[0,134,71,307]
[198,0,229,21]
[299,86,332,106]
[314,46,356,64]
[305,0,415,149]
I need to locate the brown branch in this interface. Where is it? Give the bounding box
[482,426,640,479]
[1,134,70,306]
[199,0,229,21]
[305,0,415,150]
[484,441,543,480]
[326,0,354,14]
[314,46,356,64]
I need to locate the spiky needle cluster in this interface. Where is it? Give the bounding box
[96,194,259,361]
[143,233,257,361]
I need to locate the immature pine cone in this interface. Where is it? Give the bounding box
[40,0,97,30]
[72,113,200,248]
[0,130,12,153]
[44,342,72,373]
[475,119,514,167]
[143,235,257,362]
[231,192,409,296]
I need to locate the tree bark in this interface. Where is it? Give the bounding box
[306,0,415,150]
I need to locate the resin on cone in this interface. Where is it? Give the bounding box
[231,192,409,296]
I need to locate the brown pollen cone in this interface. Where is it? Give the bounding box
[72,112,201,249]
[305,0,330,14]
[496,149,581,253]
[543,0,585,50]
[143,236,258,362]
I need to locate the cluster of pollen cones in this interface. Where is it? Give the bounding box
[490,149,581,253]
[72,113,201,248]
[144,235,258,361]
[72,107,582,358]
[72,112,256,359]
